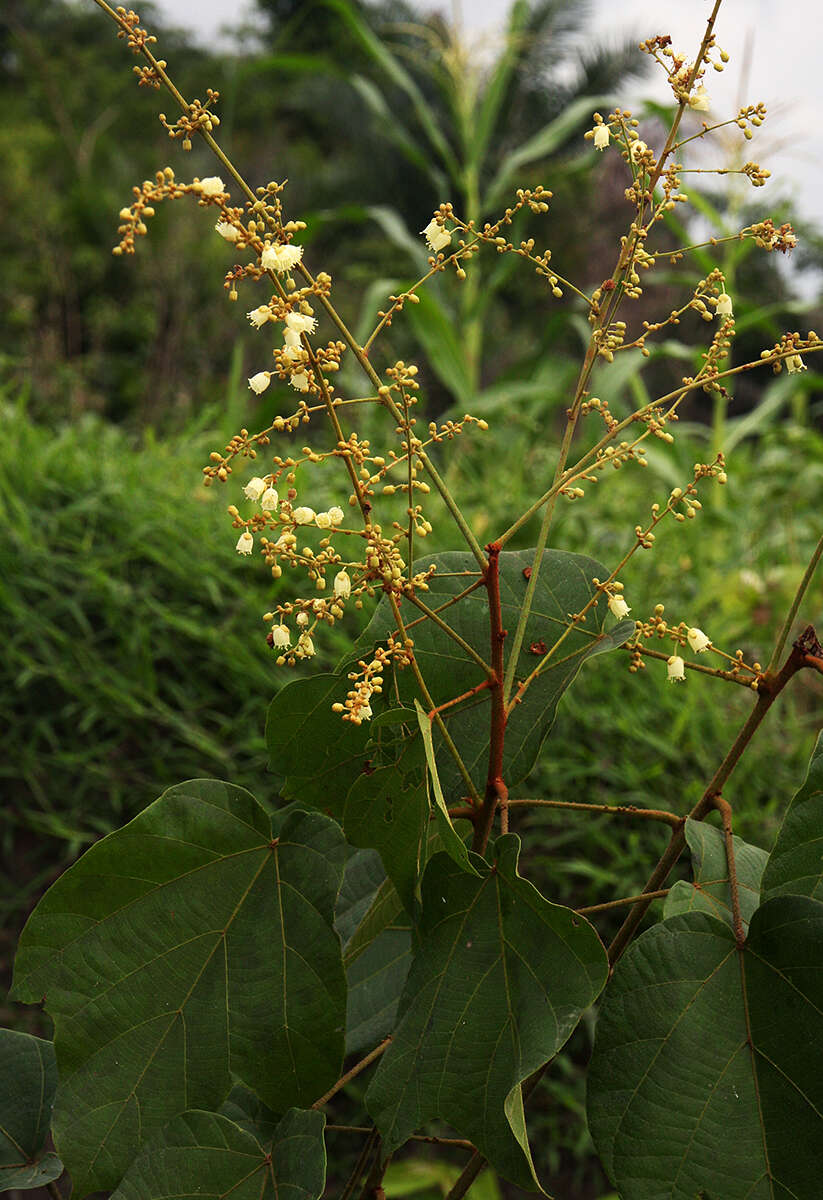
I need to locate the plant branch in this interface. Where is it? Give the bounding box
[713,794,745,946]
[767,532,823,672]
[607,629,813,966]
[339,1128,379,1200]
[473,543,507,854]
[403,590,494,678]
[327,1126,475,1150]
[577,888,671,916]
[388,592,482,805]
[506,798,683,828]
[311,1038,391,1109]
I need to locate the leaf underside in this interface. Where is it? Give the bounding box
[0,1029,62,1190]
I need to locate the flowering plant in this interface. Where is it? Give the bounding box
[5,3,823,1200]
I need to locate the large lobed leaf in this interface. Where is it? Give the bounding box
[353,549,633,802]
[11,780,347,1197]
[111,1108,326,1200]
[587,898,823,1199]
[663,818,768,934]
[367,835,608,1188]
[762,730,823,902]
[0,1029,62,1190]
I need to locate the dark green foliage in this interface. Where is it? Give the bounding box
[587,899,823,1199]
[111,1108,327,1200]
[11,781,347,1195]
[762,731,823,901]
[663,818,768,932]
[367,837,608,1189]
[0,1029,62,1189]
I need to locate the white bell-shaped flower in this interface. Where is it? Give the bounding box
[608,594,631,619]
[235,530,254,556]
[687,627,712,654]
[422,217,451,252]
[334,569,352,600]
[261,242,303,273]
[667,654,686,682]
[248,371,271,394]
[243,476,267,503]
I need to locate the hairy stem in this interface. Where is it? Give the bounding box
[311,1038,391,1109]
[473,543,507,854]
[506,798,683,828]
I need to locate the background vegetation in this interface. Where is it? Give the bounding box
[2,1,822,1196]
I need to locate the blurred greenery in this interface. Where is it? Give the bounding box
[3,0,823,1197]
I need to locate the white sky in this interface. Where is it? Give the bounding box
[148,0,823,229]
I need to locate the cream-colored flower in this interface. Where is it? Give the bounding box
[715,292,733,317]
[630,140,648,162]
[260,486,279,511]
[296,632,315,658]
[243,476,267,503]
[271,623,290,648]
[248,371,271,394]
[293,506,315,525]
[285,311,318,335]
[296,611,309,627]
[284,327,302,348]
[215,221,240,242]
[422,217,451,253]
[593,124,610,150]
[687,627,712,654]
[247,305,271,329]
[667,654,686,682]
[786,353,807,374]
[235,530,254,555]
[261,242,303,273]
[315,511,332,529]
[688,86,711,111]
[334,569,352,600]
[290,371,310,392]
[195,176,225,196]
[608,594,631,619]
[328,506,345,525]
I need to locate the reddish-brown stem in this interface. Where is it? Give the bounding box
[311,1038,391,1109]
[472,543,508,854]
[714,794,745,946]
[429,678,493,721]
[607,630,815,966]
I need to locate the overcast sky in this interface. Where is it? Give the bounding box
[146,0,823,229]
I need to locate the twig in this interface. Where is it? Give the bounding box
[339,1128,379,1200]
[713,794,745,946]
[311,1039,391,1109]
[577,888,670,916]
[767,532,823,673]
[473,543,507,854]
[506,797,683,828]
[327,1126,475,1150]
[607,631,811,966]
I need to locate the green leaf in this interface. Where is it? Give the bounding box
[343,874,406,968]
[219,1085,279,1143]
[663,817,768,933]
[355,550,631,803]
[484,96,608,211]
[335,849,413,1056]
[346,927,412,1056]
[344,759,429,913]
[321,0,456,176]
[762,731,823,901]
[587,898,823,1199]
[405,289,474,406]
[267,674,372,815]
[11,781,347,1196]
[469,0,531,172]
[415,699,480,876]
[0,1029,62,1191]
[366,836,608,1188]
[111,1108,326,1200]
